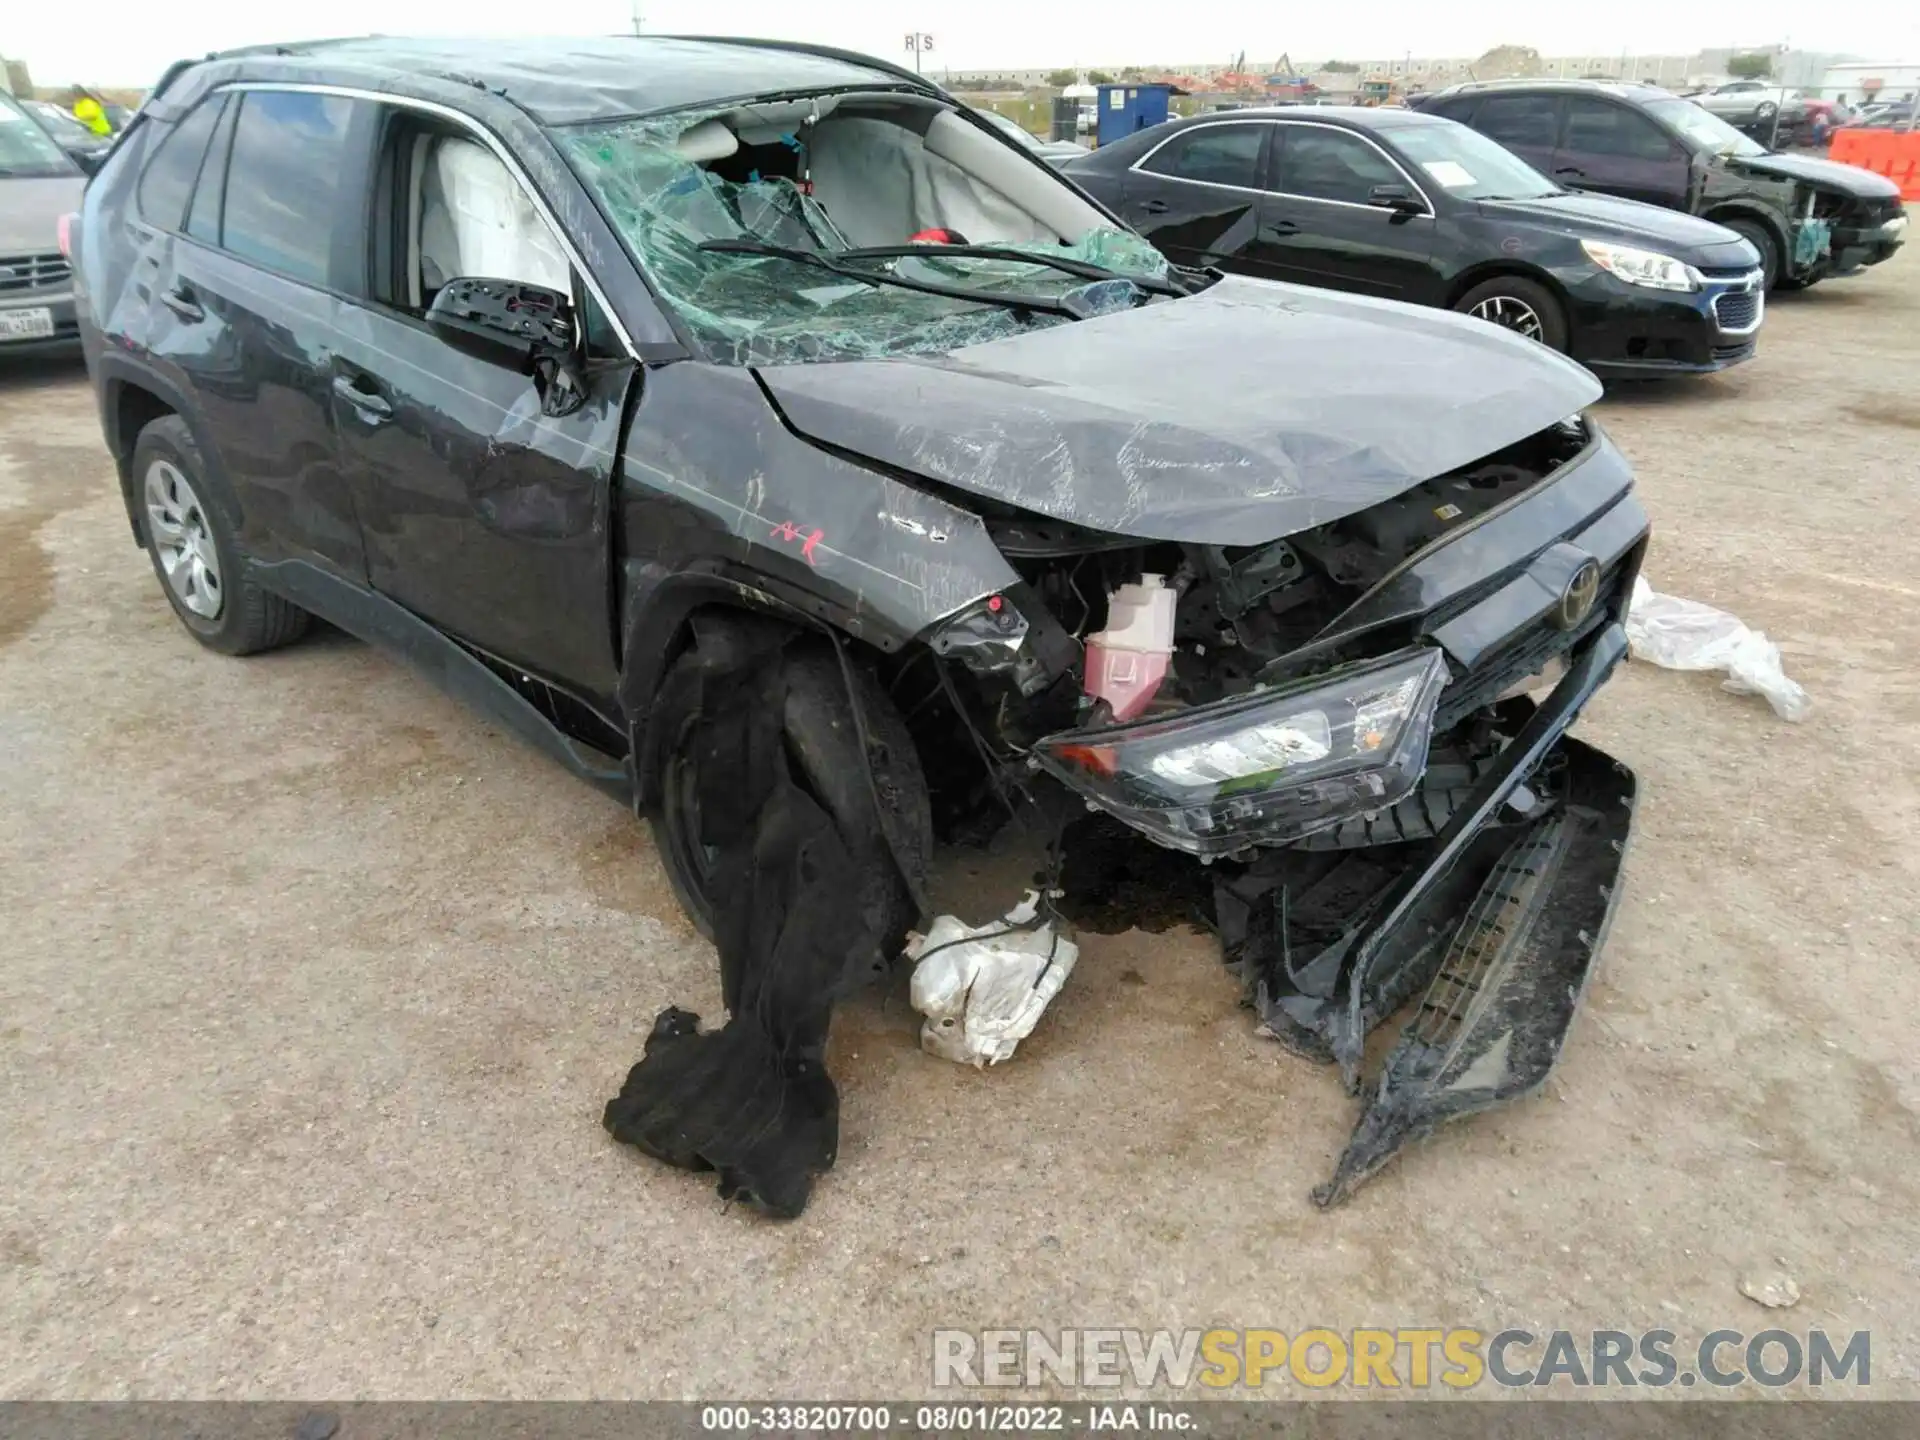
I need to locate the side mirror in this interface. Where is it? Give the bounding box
[1368,183,1425,216]
[425,277,575,372]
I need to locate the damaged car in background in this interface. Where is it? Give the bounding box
[69,34,1646,1215]
[1423,80,1907,292]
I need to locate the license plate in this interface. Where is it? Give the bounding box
[0,307,55,340]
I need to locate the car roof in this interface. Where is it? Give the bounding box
[1176,105,1449,131]
[1429,79,1679,102]
[160,34,930,126]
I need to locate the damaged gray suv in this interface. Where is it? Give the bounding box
[71,35,1647,1209]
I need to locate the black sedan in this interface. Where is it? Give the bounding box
[1061,107,1766,377]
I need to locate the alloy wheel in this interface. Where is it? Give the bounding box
[1468,294,1545,343]
[144,459,223,619]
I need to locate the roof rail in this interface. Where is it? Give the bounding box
[654,34,949,97]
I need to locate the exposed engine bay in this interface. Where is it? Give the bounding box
[905,416,1595,796]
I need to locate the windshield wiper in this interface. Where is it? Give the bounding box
[835,242,1190,296]
[696,238,1102,318]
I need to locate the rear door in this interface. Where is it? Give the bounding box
[1117,121,1273,273]
[136,86,371,579]
[324,104,635,700]
[1461,92,1562,178]
[1555,96,1692,207]
[1249,122,1439,299]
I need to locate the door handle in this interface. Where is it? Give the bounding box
[332,374,392,420]
[1554,165,1586,177]
[1139,198,1171,215]
[1262,220,1299,237]
[160,284,203,322]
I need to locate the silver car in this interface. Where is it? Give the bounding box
[0,91,86,358]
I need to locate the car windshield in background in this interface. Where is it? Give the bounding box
[559,106,1169,365]
[1645,98,1768,157]
[26,101,96,141]
[978,109,1044,153]
[0,95,80,177]
[1391,122,1563,200]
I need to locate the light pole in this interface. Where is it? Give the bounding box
[905,32,933,75]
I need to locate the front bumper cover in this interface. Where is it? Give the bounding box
[1216,623,1636,1203]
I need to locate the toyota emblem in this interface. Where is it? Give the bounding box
[1552,560,1602,631]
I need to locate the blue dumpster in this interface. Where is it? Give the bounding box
[1095,83,1176,147]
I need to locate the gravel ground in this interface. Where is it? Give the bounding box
[2,262,1918,1401]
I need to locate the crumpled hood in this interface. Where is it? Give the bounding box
[1730,151,1902,199]
[0,176,86,256]
[756,276,1602,546]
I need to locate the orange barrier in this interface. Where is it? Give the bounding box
[1829,128,1920,202]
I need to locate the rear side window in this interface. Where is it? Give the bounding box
[1474,94,1559,147]
[136,97,224,229]
[221,90,358,286]
[186,98,238,243]
[1562,98,1674,160]
[1138,124,1263,188]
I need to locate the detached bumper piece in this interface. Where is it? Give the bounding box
[1215,625,1636,1205]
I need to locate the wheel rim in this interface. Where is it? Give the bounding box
[663,749,720,907]
[143,459,223,619]
[1469,294,1545,342]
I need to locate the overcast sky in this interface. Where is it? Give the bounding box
[11,0,1920,89]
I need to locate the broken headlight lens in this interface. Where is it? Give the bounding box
[1580,239,1700,293]
[1032,648,1450,857]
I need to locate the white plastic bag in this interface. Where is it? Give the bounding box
[906,892,1078,1068]
[1625,576,1809,721]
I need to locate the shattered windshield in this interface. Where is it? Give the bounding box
[1645,98,1768,157]
[558,105,1171,365]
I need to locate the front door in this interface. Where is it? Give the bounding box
[327,111,634,701]
[1555,96,1692,208]
[1250,122,1439,300]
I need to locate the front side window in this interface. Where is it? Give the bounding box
[1562,98,1674,160]
[0,94,77,179]
[137,97,224,230]
[221,90,358,285]
[1139,124,1263,188]
[1273,127,1403,205]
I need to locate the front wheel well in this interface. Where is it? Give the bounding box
[1443,261,1570,312]
[1703,207,1789,273]
[107,380,176,545]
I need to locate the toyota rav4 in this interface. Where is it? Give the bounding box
[69,35,1650,1202]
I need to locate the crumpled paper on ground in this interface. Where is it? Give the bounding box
[1625,575,1810,721]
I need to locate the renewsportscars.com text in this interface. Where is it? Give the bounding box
[932,1327,1871,1390]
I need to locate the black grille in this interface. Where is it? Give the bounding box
[1712,340,1757,364]
[1434,564,1623,730]
[0,253,70,293]
[1712,289,1761,333]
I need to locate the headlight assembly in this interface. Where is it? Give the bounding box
[1580,239,1700,292]
[1032,648,1450,857]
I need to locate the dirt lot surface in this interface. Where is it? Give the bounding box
[3,264,1918,1401]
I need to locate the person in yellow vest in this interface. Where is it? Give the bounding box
[70,89,113,137]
